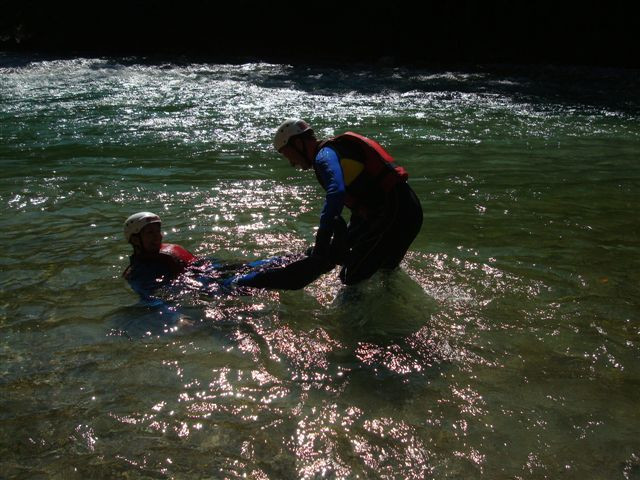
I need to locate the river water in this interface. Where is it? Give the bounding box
[1,54,639,479]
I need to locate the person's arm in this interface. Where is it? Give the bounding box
[314,146,346,256]
[230,254,332,290]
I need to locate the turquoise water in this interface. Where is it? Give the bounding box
[1,54,639,478]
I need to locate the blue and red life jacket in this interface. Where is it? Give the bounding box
[315,132,408,213]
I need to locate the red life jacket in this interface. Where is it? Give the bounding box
[123,243,196,279]
[160,243,197,264]
[316,131,408,212]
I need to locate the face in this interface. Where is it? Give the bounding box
[134,222,163,254]
[280,136,314,170]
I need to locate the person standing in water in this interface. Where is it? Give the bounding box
[273,119,423,285]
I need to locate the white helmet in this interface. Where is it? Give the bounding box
[124,212,161,242]
[273,118,312,151]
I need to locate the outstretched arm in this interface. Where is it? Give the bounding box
[234,255,333,290]
[227,216,348,291]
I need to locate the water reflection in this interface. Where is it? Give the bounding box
[99,218,544,478]
[2,56,639,478]
[98,256,463,477]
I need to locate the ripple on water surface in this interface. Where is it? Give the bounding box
[1,55,639,478]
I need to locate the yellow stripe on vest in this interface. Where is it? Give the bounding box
[340,157,364,185]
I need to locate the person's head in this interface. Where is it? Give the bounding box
[273,118,318,170]
[124,212,163,255]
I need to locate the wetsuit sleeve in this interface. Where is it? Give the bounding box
[315,146,346,232]
[232,254,334,290]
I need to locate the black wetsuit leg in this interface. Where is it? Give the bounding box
[379,183,423,269]
[339,183,423,285]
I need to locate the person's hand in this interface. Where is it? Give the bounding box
[312,228,331,257]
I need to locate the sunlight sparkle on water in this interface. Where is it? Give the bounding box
[2,56,638,479]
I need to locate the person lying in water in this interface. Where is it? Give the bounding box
[122,211,346,300]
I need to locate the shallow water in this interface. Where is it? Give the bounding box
[1,54,639,479]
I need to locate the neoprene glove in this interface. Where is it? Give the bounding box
[312,227,332,258]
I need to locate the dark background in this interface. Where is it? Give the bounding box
[1,1,638,68]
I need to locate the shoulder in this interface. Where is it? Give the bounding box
[122,254,151,281]
[316,146,340,165]
[122,254,137,279]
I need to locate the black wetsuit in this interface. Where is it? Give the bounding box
[314,135,423,285]
[338,181,423,285]
[124,252,186,299]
